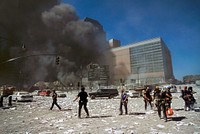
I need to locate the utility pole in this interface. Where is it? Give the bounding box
[137,67,140,87]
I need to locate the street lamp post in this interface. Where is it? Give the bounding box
[137,67,140,87]
[80,65,83,87]
[0,54,59,65]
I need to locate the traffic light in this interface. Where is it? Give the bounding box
[56,56,60,65]
[77,82,80,87]
[120,78,123,83]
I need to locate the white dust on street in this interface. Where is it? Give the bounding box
[0,84,200,134]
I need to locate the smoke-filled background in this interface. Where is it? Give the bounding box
[0,0,109,88]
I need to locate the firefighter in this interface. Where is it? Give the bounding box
[165,86,172,108]
[153,86,161,110]
[181,86,196,111]
[143,86,153,110]
[153,86,168,122]
[160,88,168,122]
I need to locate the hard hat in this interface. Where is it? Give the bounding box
[155,86,159,89]
[166,85,171,89]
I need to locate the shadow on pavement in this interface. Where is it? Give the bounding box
[129,112,146,115]
[0,106,16,109]
[168,116,186,121]
[173,108,184,111]
[87,115,112,118]
[61,108,72,111]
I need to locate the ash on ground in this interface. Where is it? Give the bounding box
[1,84,200,134]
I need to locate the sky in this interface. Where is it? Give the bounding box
[63,0,200,81]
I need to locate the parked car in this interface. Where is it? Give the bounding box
[11,91,33,102]
[125,90,133,97]
[89,88,119,99]
[31,90,40,96]
[56,91,67,98]
[125,90,140,98]
[128,90,140,98]
[163,85,177,93]
[39,90,51,96]
[170,85,177,93]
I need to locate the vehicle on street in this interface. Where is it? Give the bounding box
[163,85,177,93]
[89,88,119,99]
[11,91,33,102]
[196,80,200,86]
[31,90,40,96]
[39,90,51,96]
[125,90,140,98]
[125,90,133,98]
[56,91,67,98]
[170,85,177,93]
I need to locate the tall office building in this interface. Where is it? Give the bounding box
[109,37,174,85]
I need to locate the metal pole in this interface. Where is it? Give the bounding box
[137,67,140,87]
[80,65,83,86]
[0,96,3,107]
[8,96,12,106]
[138,73,139,87]
[0,53,58,65]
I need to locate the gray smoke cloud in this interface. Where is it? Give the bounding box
[0,0,109,88]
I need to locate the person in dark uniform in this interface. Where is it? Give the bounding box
[142,86,153,110]
[153,86,167,122]
[181,86,196,111]
[50,90,61,110]
[74,85,89,118]
[119,88,128,115]
[160,88,168,122]
[153,86,161,110]
[181,86,189,110]
[165,86,172,108]
[188,86,196,109]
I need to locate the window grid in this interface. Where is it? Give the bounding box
[130,42,164,74]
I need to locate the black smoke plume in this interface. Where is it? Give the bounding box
[0,0,109,88]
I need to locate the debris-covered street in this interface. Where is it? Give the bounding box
[0,1,200,134]
[0,85,200,134]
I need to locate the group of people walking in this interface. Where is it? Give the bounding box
[152,86,173,122]
[49,85,196,121]
[50,86,89,118]
[118,85,196,122]
[141,85,196,122]
[181,86,196,111]
[135,86,173,122]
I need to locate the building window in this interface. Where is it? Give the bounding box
[130,42,163,74]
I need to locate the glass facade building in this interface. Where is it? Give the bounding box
[130,41,163,73]
[109,37,174,85]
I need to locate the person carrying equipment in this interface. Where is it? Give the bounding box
[181,86,196,111]
[142,86,153,110]
[154,86,167,121]
[165,86,172,108]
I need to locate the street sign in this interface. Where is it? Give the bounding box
[88,64,109,81]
